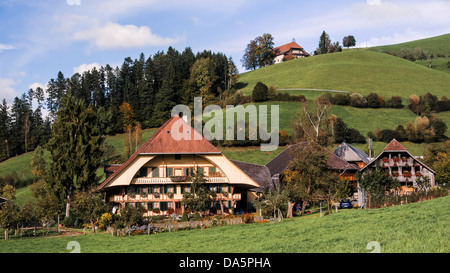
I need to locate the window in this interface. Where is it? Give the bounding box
[197,167,204,175]
[166,167,173,177]
[160,202,168,212]
[151,167,159,177]
[139,167,148,177]
[209,167,216,173]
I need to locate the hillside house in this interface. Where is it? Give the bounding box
[272,41,310,64]
[265,142,361,192]
[334,142,370,169]
[97,116,261,216]
[360,139,436,195]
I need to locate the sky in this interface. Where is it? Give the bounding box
[0,0,449,106]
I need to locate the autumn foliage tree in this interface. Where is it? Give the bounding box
[119,102,142,160]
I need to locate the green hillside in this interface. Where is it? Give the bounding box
[237,50,450,99]
[368,33,450,73]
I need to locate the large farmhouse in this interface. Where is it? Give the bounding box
[98,115,437,217]
[360,139,436,193]
[272,41,310,64]
[97,115,261,216]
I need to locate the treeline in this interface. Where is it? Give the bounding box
[368,115,447,143]
[0,47,240,163]
[409,93,450,115]
[318,92,404,109]
[0,92,52,162]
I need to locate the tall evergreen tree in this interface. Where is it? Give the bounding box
[46,92,104,217]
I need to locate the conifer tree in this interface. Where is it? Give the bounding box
[46,92,104,217]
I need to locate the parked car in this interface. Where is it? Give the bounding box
[340,199,352,209]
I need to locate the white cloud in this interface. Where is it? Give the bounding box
[73,22,181,49]
[73,62,102,74]
[0,43,14,52]
[0,78,19,104]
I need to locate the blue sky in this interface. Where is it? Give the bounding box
[1,0,449,105]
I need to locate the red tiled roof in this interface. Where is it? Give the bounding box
[274,41,305,55]
[139,116,220,154]
[97,116,221,190]
[383,139,407,151]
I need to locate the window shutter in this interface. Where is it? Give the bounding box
[152,167,159,177]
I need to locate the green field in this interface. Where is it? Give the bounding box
[237,50,450,100]
[368,33,450,74]
[1,195,448,253]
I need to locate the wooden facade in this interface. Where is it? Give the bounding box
[97,116,260,216]
[360,139,436,194]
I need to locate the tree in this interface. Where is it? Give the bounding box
[241,39,259,70]
[255,33,275,67]
[252,82,269,102]
[315,31,331,55]
[292,99,334,146]
[357,168,399,208]
[46,92,104,218]
[72,187,106,233]
[285,142,333,215]
[181,171,214,216]
[30,145,47,180]
[119,102,142,160]
[186,57,218,104]
[241,33,275,70]
[29,180,63,232]
[343,35,356,49]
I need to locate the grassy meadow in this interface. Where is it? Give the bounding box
[1,195,448,253]
[237,50,450,100]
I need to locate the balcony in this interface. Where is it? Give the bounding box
[132,175,229,184]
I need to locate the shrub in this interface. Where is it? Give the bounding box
[241,213,254,224]
[252,82,269,102]
[180,211,188,222]
[193,211,201,221]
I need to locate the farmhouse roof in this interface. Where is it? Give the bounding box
[265,142,359,177]
[231,160,273,192]
[334,142,370,164]
[383,139,407,151]
[274,41,307,55]
[360,139,435,174]
[97,115,221,190]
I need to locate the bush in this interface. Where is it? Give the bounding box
[241,213,254,224]
[252,82,269,102]
[180,211,188,222]
[193,211,201,221]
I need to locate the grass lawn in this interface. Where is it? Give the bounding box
[237,50,450,100]
[1,195,448,253]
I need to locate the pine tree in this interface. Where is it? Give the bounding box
[46,92,104,217]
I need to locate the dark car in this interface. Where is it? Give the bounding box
[340,199,352,209]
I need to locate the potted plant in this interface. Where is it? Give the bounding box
[401,156,408,162]
[392,171,399,177]
[416,171,422,177]
[392,157,400,162]
[153,192,160,199]
[403,170,411,177]
[382,157,389,163]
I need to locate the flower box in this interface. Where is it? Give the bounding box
[382,157,389,163]
[392,157,400,162]
[416,172,422,177]
[171,175,188,182]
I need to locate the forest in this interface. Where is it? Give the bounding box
[0,46,240,163]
